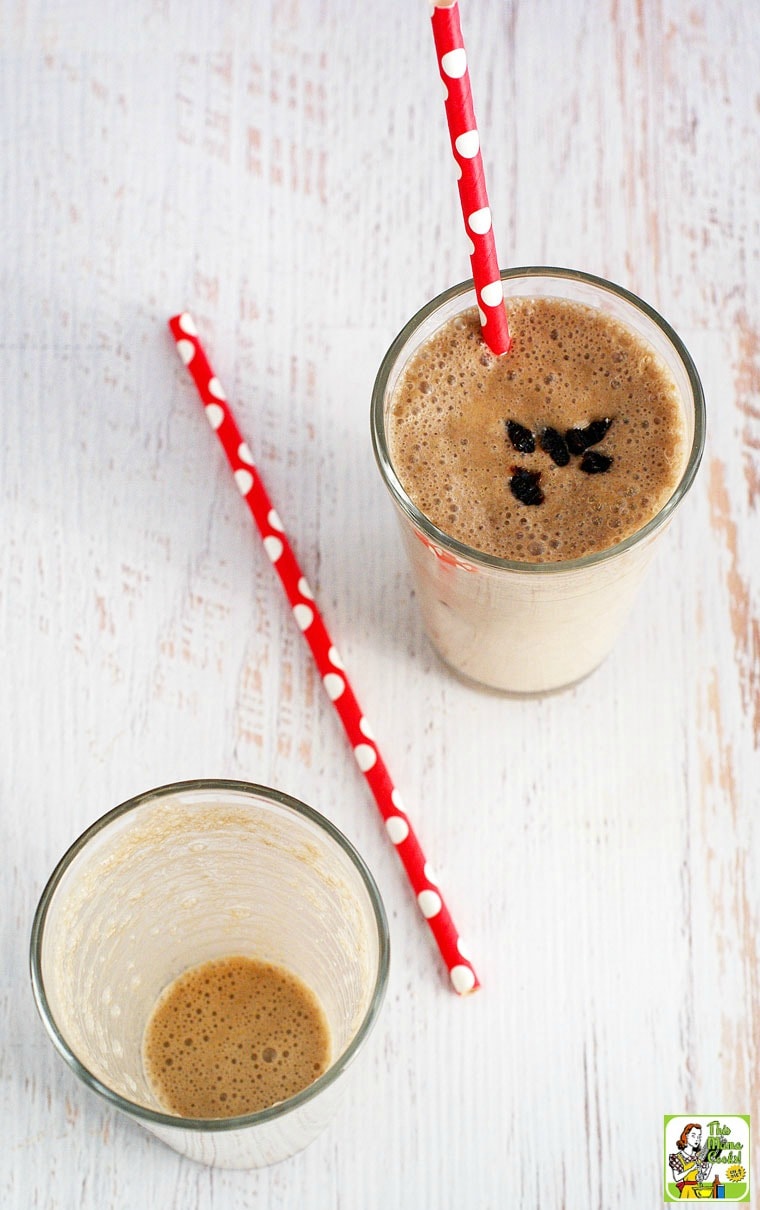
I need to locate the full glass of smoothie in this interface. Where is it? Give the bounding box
[30,780,389,1169]
[371,268,705,694]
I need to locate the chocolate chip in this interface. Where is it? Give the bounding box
[539,427,570,467]
[565,417,613,453]
[565,428,587,455]
[579,451,613,474]
[583,417,613,446]
[506,420,535,454]
[509,467,544,505]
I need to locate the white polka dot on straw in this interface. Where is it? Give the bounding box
[480,280,504,307]
[293,603,313,631]
[263,535,283,562]
[238,442,255,465]
[386,815,410,844]
[450,964,476,995]
[205,404,224,430]
[478,307,487,326]
[268,509,284,532]
[424,862,439,885]
[234,469,253,496]
[440,47,467,78]
[467,207,492,235]
[328,646,344,669]
[208,376,226,400]
[323,672,345,701]
[418,889,443,919]
[359,717,375,740]
[298,577,314,600]
[354,743,376,772]
[455,130,479,158]
[178,313,197,336]
[176,339,195,365]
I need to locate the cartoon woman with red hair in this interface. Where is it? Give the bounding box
[668,1123,715,1198]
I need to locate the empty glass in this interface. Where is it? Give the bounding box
[30,779,390,1169]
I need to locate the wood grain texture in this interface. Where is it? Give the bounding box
[1,0,758,1206]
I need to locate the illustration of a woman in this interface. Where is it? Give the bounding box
[668,1123,715,1198]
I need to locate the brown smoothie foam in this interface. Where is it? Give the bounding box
[143,956,331,1118]
[388,296,687,562]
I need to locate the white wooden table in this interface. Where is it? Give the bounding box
[3,1,758,1206]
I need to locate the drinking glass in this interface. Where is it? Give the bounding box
[30,779,390,1169]
[371,267,706,693]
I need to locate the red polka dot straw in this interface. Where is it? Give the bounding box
[169,314,480,996]
[430,0,511,355]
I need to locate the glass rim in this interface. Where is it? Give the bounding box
[371,265,706,575]
[29,778,391,1133]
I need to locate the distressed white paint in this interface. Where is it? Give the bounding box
[1,1,758,1207]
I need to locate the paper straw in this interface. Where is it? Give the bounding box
[169,313,480,996]
[430,0,511,355]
